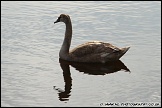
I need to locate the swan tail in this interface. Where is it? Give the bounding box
[118,46,130,59]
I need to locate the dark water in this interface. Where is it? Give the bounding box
[1,1,161,107]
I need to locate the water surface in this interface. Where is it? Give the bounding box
[1,1,161,107]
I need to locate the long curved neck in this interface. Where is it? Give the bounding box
[59,18,72,60]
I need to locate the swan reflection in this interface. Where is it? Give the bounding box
[54,59,130,101]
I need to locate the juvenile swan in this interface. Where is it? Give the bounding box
[54,14,130,63]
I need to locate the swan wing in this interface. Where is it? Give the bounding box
[69,41,120,57]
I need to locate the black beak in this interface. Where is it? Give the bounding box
[54,19,59,24]
[54,17,60,24]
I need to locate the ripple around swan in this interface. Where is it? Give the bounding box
[1,1,161,107]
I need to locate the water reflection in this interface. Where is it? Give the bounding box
[54,59,130,101]
[54,59,72,101]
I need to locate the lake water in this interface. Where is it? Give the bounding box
[1,1,161,107]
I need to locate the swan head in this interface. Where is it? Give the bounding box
[54,14,70,24]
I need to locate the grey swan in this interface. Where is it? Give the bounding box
[54,14,130,63]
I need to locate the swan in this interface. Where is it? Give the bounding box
[54,14,130,63]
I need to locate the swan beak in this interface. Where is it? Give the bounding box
[54,20,59,24]
[54,18,60,24]
[54,16,61,24]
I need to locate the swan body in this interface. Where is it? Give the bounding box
[54,14,130,63]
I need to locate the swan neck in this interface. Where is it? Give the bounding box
[65,20,72,48]
[59,18,72,60]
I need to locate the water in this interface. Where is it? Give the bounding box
[1,1,161,107]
